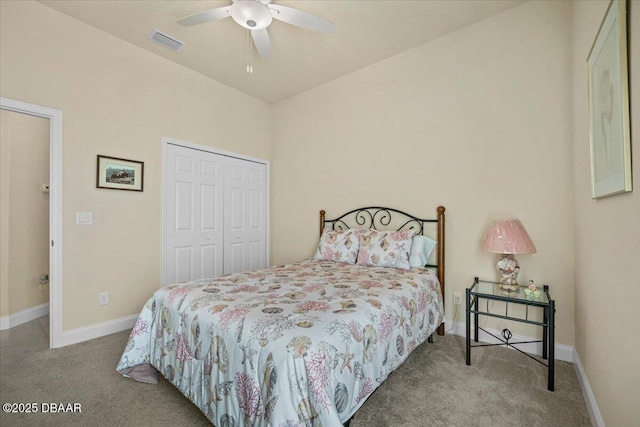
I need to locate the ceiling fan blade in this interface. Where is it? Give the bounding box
[251,28,271,59]
[268,4,335,33]
[177,6,232,26]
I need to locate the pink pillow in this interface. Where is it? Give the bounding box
[314,229,361,264]
[357,230,415,270]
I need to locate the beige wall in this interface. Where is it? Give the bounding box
[0,0,272,330]
[0,110,51,317]
[0,110,8,318]
[572,1,640,426]
[273,0,575,345]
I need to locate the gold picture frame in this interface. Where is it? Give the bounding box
[587,0,632,199]
[96,155,144,191]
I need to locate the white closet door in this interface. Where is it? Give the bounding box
[223,157,267,274]
[165,144,224,284]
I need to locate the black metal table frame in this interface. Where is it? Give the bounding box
[465,277,556,391]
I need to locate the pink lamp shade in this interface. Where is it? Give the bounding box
[481,219,537,255]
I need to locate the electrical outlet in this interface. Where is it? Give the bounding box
[99,292,109,305]
[453,292,462,306]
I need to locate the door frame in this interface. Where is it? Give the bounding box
[1,97,63,348]
[161,137,270,286]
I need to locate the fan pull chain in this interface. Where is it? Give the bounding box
[246,29,253,74]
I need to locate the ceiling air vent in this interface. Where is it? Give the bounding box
[149,29,185,52]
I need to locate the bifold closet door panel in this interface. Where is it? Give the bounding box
[165,144,224,284]
[223,157,267,275]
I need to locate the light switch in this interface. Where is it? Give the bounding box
[76,212,92,225]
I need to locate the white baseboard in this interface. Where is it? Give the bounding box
[445,318,573,362]
[573,349,604,427]
[0,303,49,331]
[62,314,137,347]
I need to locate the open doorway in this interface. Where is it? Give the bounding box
[0,97,62,348]
[0,109,50,344]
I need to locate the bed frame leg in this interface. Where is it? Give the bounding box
[343,416,353,426]
[428,333,434,343]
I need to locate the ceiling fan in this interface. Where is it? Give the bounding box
[177,0,335,60]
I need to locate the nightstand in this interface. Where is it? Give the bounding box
[465,277,556,391]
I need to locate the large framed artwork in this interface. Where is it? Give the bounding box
[587,0,632,199]
[96,155,144,191]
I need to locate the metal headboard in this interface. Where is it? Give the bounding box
[319,206,446,336]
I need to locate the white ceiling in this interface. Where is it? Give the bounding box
[38,0,525,104]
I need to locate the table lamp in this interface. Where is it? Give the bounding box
[481,219,536,291]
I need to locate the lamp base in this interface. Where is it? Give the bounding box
[496,254,520,291]
[498,283,520,292]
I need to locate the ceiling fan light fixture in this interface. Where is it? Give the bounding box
[231,0,272,30]
[177,0,334,60]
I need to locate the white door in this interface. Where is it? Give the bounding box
[165,143,224,284]
[224,157,267,274]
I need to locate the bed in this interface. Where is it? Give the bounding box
[117,206,446,426]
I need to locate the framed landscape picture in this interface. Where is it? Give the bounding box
[587,0,632,199]
[97,155,144,191]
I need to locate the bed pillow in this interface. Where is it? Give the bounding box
[409,235,437,268]
[314,229,361,264]
[356,229,416,270]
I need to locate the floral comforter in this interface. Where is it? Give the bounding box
[117,259,444,426]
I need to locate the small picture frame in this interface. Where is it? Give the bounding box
[587,0,632,199]
[96,155,144,192]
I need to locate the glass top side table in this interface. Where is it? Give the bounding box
[465,277,556,391]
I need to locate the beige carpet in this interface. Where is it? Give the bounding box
[0,318,590,426]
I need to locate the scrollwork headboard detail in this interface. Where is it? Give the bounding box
[319,206,446,336]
